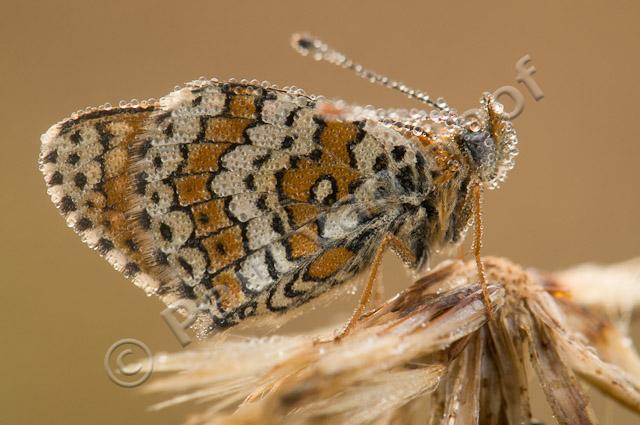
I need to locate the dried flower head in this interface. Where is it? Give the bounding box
[146,257,640,425]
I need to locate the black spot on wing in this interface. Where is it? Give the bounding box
[69,131,82,145]
[256,194,268,211]
[43,150,58,164]
[155,249,169,266]
[135,172,148,196]
[243,174,256,190]
[252,152,271,168]
[373,154,388,173]
[95,122,114,149]
[159,222,173,241]
[124,262,140,277]
[396,165,416,192]
[138,210,152,230]
[66,153,80,165]
[75,217,93,232]
[272,214,285,235]
[163,123,174,137]
[125,238,139,252]
[264,250,279,281]
[48,171,63,186]
[391,145,406,161]
[178,256,194,278]
[73,172,87,190]
[281,136,294,149]
[97,238,114,254]
[60,196,76,213]
[347,121,366,169]
[309,148,322,161]
[415,151,427,192]
[285,108,300,127]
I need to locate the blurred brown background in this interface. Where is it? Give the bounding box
[1,1,639,424]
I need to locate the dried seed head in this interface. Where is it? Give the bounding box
[145,257,640,425]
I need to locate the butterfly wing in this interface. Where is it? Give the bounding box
[41,81,431,333]
[40,102,166,294]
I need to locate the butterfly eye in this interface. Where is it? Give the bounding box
[460,130,497,170]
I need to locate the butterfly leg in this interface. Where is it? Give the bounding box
[333,233,415,341]
[372,274,385,305]
[471,181,495,321]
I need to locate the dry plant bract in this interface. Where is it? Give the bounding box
[145,257,640,425]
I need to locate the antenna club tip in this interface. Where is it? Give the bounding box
[290,33,322,55]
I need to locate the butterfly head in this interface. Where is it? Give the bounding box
[458,93,519,189]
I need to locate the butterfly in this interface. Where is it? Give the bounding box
[39,34,518,336]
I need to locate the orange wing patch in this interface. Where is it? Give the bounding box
[228,94,256,119]
[205,117,253,143]
[210,269,246,310]
[184,143,230,173]
[192,199,232,237]
[320,121,359,164]
[103,174,130,213]
[287,232,319,259]
[285,204,319,228]
[175,174,211,206]
[201,226,245,273]
[307,247,354,280]
[281,159,359,203]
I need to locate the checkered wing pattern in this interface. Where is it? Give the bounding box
[40,81,435,333]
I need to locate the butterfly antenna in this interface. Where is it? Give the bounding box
[291,33,449,111]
